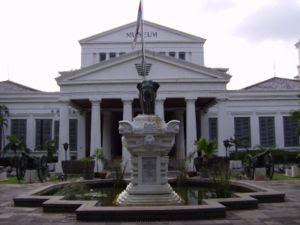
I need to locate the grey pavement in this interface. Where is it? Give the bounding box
[0,180,299,225]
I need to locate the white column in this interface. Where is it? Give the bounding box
[175,110,185,161]
[175,52,179,59]
[56,102,70,173]
[122,99,132,169]
[77,111,86,160]
[26,114,35,151]
[275,113,284,148]
[103,111,112,160]
[296,40,300,76]
[90,99,102,157]
[251,113,260,148]
[217,99,228,156]
[185,98,197,169]
[201,112,209,139]
[155,98,165,120]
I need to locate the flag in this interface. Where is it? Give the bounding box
[132,0,143,49]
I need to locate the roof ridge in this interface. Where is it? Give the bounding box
[242,76,300,90]
[0,80,42,92]
[79,20,205,44]
[58,49,230,80]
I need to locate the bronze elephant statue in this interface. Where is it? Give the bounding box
[137,80,160,115]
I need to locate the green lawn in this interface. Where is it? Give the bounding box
[0,176,18,184]
[0,175,82,185]
[1,173,299,185]
[272,172,300,180]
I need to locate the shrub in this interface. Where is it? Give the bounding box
[57,182,89,200]
[229,149,300,164]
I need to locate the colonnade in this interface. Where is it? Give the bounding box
[57,97,219,171]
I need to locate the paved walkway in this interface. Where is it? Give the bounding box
[0,180,299,225]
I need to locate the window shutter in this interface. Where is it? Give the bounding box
[54,121,59,150]
[259,117,275,147]
[11,119,27,145]
[283,116,299,147]
[234,117,251,148]
[69,119,78,151]
[208,118,218,142]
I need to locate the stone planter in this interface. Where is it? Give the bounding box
[95,171,107,179]
[229,160,242,174]
[285,165,299,177]
[0,171,7,181]
[61,160,95,179]
[187,171,198,177]
[47,163,56,172]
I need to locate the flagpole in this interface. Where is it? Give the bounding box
[141,0,146,80]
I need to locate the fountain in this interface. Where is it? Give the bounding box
[117,80,183,205]
[13,80,286,222]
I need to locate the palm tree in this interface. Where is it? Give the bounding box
[0,105,9,157]
[290,110,300,135]
[4,134,27,157]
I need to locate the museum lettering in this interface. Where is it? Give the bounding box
[126,31,158,38]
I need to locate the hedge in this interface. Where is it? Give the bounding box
[229,149,300,164]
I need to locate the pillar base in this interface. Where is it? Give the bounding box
[117,183,183,206]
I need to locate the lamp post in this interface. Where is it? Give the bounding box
[223,139,230,159]
[63,142,69,161]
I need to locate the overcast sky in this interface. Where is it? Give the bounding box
[0,0,299,91]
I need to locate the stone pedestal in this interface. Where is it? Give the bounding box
[0,171,7,181]
[24,170,39,183]
[254,168,267,180]
[116,115,183,206]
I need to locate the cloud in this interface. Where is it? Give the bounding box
[235,0,300,41]
[202,0,235,12]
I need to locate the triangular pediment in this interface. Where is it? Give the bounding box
[243,77,300,91]
[0,80,42,93]
[79,21,205,44]
[57,50,230,85]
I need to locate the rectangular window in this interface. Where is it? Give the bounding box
[0,126,2,149]
[179,52,186,60]
[234,117,251,148]
[109,52,116,59]
[69,119,78,151]
[259,117,275,147]
[35,119,52,150]
[11,119,27,144]
[119,52,126,56]
[169,52,176,57]
[159,52,166,55]
[208,118,218,142]
[54,121,59,151]
[99,53,106,61]
[283,116,299,147]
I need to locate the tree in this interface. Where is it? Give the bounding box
[289,94,300,136]
[0,105,9,157]
[4,134,27,157]
[290,110,300,136]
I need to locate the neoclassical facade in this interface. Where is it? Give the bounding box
[1,21,300,171]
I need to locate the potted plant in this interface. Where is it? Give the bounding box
[45,140,57,172]
[0,105,9,158]
[194,138,217,178]
[61,156,95,180]
[92,148,107,179]
[4,135,28,168]
[80,156,95,180]
[227,136,249,172]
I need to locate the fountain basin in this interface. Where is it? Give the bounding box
[14,179,285,221]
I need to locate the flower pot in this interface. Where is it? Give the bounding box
[187,171,198,177]
[61,160,95,178]
[95,171,107,179]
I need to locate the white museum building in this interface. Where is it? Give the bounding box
[1,21,300,171]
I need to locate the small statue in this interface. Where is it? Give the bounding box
[137,80,160,115]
